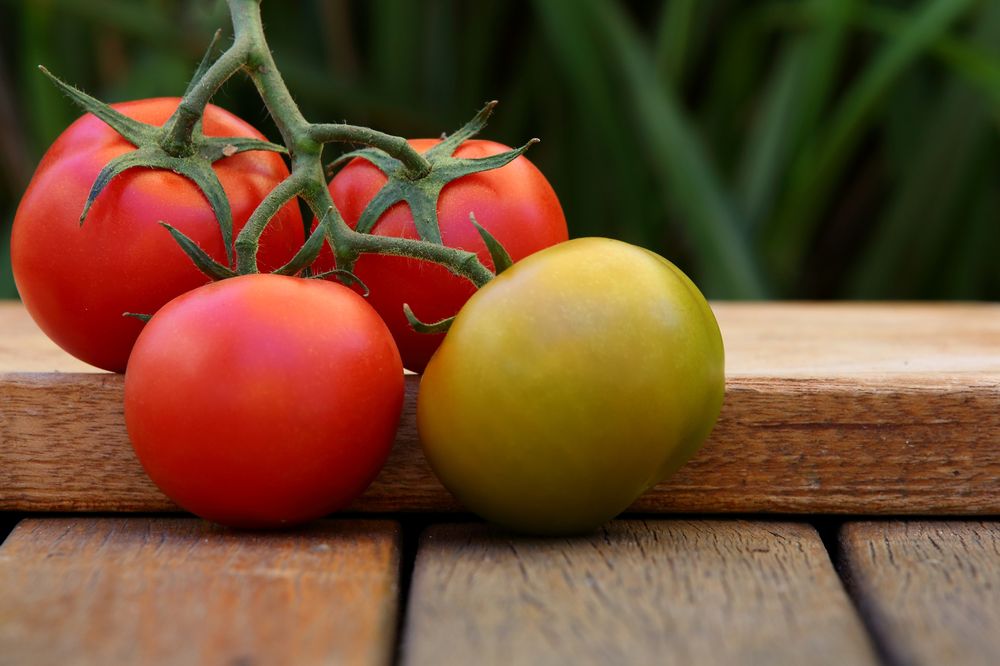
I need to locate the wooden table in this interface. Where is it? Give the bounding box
[1,302,998,665]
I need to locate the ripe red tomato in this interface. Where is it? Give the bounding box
[11,98,303,373]
[321,139,567,372]
[124,274,404,528]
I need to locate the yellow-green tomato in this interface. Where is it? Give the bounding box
[417,237,725,535]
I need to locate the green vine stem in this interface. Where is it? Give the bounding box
[307,124,430,179]
[158,33,252,157]
[156,0,496,288]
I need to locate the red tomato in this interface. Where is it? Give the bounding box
[124,274,404,528]
[321,139,567,372]
[11,98,303,373]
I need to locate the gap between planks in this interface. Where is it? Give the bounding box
[399,519,879,666]
[839,520,1000,666]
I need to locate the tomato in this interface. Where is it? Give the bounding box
[322,139,567,372]
[417,238,725,535]
[11,98,303,373]
[124,274,403,528]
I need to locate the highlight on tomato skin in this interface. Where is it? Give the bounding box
[317,138,568,373]
[10,98,303,374]
[416,237,726,536]
[123,273,404,529]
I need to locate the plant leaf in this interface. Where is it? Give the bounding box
[584,0,767,298]
[763,0,977,287]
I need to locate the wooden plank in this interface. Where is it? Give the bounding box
[5,300,1000,378]
[0,517,400,666]
[2,302,999,514]
[0,302,98,373]
[840,521,1000,666]
[2,374,997,514]
[401,520,878,666]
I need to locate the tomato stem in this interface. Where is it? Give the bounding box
[45,0,502,290]
[307,124,431,179]
[217,0,496,288]
[159,36,252,158]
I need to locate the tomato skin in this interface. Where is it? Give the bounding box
[11,98,303,373]
[417,238,725,535]
[322,139,567,372]
[124,274,404,528]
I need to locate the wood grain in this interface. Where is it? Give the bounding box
[6,300,1000,379]
[0,517,400,666]
[840,521,1000,666]
[2,302,999,514]
[401,520,878,666]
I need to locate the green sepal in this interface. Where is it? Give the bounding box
[435,138,539,181]
[425,100,498,159]
[403,304,454,334]
[185,29,223,97]
[469,213,512,275]
[403,186,444,244]
[329,147,402,177]
[330,102,528,266]
[161,156,235,266]
[311,269,370,296]
[80,146,161,224]
[199,135,287,161]
[355,178,408,234]
[39,66,152,146]
[159,222,237,281]
[40,65,295,272]
[273,223,326,276]
[122,312,152,323]
[81,147,234,269]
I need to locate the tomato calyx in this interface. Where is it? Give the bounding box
[402,304,455,334]
[325,101,532,333]
[39,64,285,273]
[328,101,536,255]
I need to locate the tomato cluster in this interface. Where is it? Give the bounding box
[13,97,723,534]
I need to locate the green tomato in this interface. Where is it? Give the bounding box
[417,237,725,535]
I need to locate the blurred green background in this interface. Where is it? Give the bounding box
[0,0,998,300]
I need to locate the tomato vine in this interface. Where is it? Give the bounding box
[42,0,533,317]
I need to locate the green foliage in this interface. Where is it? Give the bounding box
[1,0,997,299]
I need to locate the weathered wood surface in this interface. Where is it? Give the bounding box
[0,517,400,666]
[840,521,1000,666]
[2,302,999,514]
[401,520,878,666]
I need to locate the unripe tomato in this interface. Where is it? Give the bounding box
[11,98,303,373]
[324,139,568,372]
[417,238,725,535]
[124,274,404,528]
